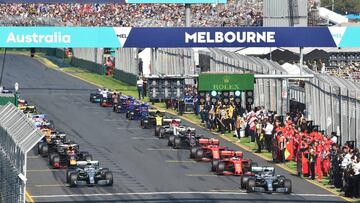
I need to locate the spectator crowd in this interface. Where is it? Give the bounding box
[0,1,262,26]
[170,91,360,198]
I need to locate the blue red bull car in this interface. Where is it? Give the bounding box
[126,102,149,120]
[113,96,135,113]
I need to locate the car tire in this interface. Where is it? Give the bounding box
[195,149,203,161]
[40,144,48,157]
[168,135,175,146]
[174,137,181,149]
[49,153,56,165]
[216,161,225,174]
[37,143,44,155]
[211,159,219,172]
[52,155,60,168]
[283,179,292,193]
[105,172,114,186]
[155,126,161,137]
[66,169,74,183]
[190,147,197,159]
[69,172,78,187]
[241,175,249,189]
[247,178,256,193]
[159,128,165,139]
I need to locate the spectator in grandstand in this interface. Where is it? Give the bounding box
[0,1,263,27]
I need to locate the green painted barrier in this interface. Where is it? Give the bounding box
[113,69,137,85]
[70,57,105,75]
[0,94,15,106]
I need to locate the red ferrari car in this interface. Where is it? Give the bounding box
[190,138,227,162]
[212,150,254,176]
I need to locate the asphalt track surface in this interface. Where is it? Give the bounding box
[2,54,346,203]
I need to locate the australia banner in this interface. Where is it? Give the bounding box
[0,27,359,48]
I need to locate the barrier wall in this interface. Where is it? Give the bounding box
[114,48,138,85]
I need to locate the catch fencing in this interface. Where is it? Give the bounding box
[304,73,360,148]
[0,103,43,203]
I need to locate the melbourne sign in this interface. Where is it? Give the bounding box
[198,73,254,91]
[0,27,359,48]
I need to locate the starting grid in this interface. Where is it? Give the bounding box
[0,26,359,48]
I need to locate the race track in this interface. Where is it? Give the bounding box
[2,54,346,203]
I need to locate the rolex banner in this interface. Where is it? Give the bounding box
[198,73,254,91]
[0,27,359,48]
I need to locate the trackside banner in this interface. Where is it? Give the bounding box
[0,27,359,48]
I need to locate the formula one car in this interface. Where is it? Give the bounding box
[189,138,227,161]
[125,102,149,120]
[212,150,253,175]
[140,108,165,129]
[19,105,37,114]
[38,131,67,157]
[90,89,112,103]
[99,94,113,107]
[113,96,135,113]
[241,166,292,194]
[168,127,199,149]
[154,118,181,138]
[66,160,113,187]
[89,91,102,103]
[48,143,92,169]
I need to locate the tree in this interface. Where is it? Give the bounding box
[320,0,360,14]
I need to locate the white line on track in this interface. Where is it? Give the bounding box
[30,191,338,199]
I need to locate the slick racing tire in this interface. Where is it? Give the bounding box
[155,126,161,137]
[246,178,256,193]
[283,179,292,194]
[195,149,204,161]
[105,172,114,186]
[49,153,56,165]
[40,144,49,157]
[168,135,175,147]
[216,161,225,174]
[240,175,250,189]
[37,143,44,155]
[174,137,181,149]
[190,147,197,159]
[52,155,60,168]
[66,169,75,183]
[69,172,78,187]
[211,159,219,172]
[159,128,165,139]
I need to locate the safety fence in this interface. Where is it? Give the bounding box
[0,103,43,203]
[305,73,360,148]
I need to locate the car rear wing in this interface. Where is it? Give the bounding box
[220,150,243,158]
[251,166,275,173]
[198,138,220,146]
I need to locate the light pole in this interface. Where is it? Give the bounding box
[0,48,7,90]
